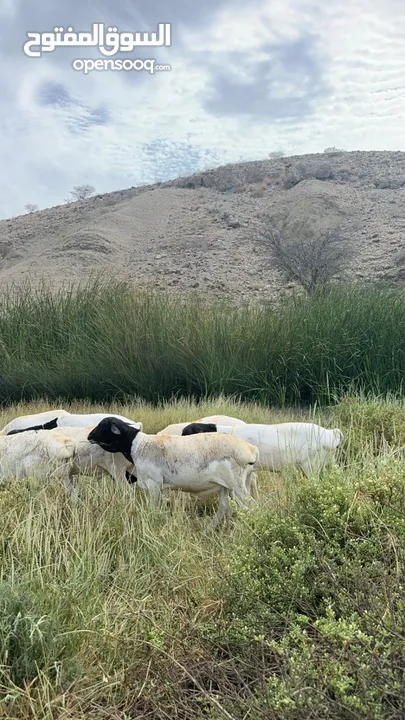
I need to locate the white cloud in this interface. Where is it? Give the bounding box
[0,0,404,218]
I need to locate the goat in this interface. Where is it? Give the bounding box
[87,417,259,525]
[182,421,343,477]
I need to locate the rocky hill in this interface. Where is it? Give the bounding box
[1,150,405,303]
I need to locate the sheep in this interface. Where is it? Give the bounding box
[157,414,246,437]
[181,421,343,477]
[87,417,259,526]
[157,415,258,502]
[2,412,143,485]
[4,411,142,434]
[0,409,71,435]
[47,425,136,489]
[197,415,246,425]
[0,429,76,488]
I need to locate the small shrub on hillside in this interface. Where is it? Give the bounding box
[255,220,353,296]
[65,184,96,202]
[324,146,346,154]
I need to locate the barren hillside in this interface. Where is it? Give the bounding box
[2,150,405,303]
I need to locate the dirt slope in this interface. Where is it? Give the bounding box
[2,150,405,303]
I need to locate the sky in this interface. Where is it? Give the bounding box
[0,0,404,218]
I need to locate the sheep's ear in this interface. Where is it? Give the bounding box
[111,423,121,435]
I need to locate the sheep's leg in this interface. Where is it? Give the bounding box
[204,467,258,502]
[246,469,259,501]
[48,461,78,501]
[146,481,161,505]
[229,465,253,509]
[66,477,77,501]
[115,463,137,491]
[211,487,232,528]
[138,476,162,506]
[65,464,79,502]
[212,462,251,510]
[124,464,138,488]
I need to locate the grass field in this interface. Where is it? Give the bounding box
[1,279,405,406]
[1,395,405,719]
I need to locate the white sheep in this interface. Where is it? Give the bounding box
[181,421,343,477]
[0,409,71,435]
[0,429,76,488]
[1,412,142,485]
[157,414,246,437]
[2,411,142,435]
[48,425,136,488]
[52,412,142,430]
[87,417,259,525]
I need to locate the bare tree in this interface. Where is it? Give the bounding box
[324,146,345,154]
[65,184,96,202]
[269,150,285,159]
[24,203,38,213]
[255,219,354,295]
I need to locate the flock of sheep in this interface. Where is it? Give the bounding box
[0,409,343,525]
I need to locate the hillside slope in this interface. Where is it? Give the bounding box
[2,150,405,303]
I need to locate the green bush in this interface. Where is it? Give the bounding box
[212,464,405,718]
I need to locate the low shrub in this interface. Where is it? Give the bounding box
[210,463,405,718]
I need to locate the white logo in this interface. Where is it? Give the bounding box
[71,58,172,75]
[23,22,171,58]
